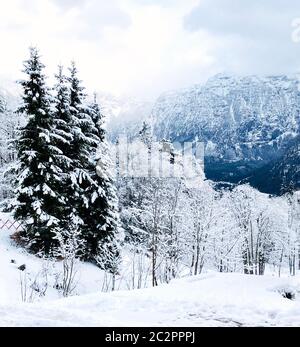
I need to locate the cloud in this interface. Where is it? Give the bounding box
[49,0,131,40]
[51,0,84,10]
[185,0,298,37]
[183,0,300,75]
[0,0,216,98]
[1,0,300,99]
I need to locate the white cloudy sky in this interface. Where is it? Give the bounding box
[0,0,300,99]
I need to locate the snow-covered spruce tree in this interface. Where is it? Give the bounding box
[86,94,121,274]
[13,48,63,254]
[51,66,78,236]
[68,64,121,272]
[89,93,105,142]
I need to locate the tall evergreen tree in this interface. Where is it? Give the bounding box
[86,95,121,273]
[51,66,76,234]
[68,64,121,272]
[66,62,98,233]
[14,48,63,254]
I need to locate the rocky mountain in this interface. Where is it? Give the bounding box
[151,74,300,194]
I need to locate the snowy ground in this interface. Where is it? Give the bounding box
[0,214,113,305]
[1,213,300,327]
[1,272,300,327]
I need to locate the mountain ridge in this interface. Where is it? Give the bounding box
[150,74,300,194]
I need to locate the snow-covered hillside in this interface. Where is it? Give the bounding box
[0,213,114,304]
[1,212,300,327]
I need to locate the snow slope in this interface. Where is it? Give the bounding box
[0,213,112,305]
[1,212,300,327]
[1,272,300,327]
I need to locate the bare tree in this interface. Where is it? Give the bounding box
[54,229,84,297]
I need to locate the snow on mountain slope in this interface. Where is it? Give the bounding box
[153,74,300,159]
[103,94,153,141]
[1,213,300,327]
[150,74,300,193]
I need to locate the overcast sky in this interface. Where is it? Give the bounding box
[0,0,300,99]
